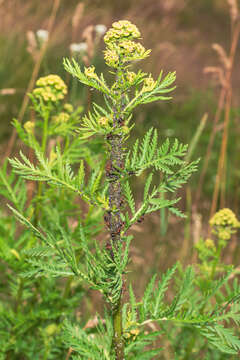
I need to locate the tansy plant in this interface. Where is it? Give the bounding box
[196,208,240,282]
[3,20,240,359]
[164,209,240,359]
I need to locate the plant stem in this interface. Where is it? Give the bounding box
[113,298,124,360]
[107,69,125,359]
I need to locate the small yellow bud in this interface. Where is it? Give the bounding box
[84,66,97,79]
[10,249,21,260]
[130,328,140,336]
[53,112,70,124]
[98,117,109,126]
[64,103,73,113]
[45,323,58,336]
[142,76,157,92]
[104,49,119,67]
[122,125,130,134]
[205,238,215,250]
[126,71,137,84]
[24,121,35,133]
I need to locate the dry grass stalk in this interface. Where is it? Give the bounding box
[210,20,240,222]
[203,66,226,87]
[195,15,240,221]
[72,2,84,30]
[227,0,238,24]
[212,43,230,70]
[194,83,226,212]
[82,25,95,61]
[72,2,84,42]
[210,87,232,217]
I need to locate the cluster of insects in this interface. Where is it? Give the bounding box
[105,159,125,179]
[104,211,125,239]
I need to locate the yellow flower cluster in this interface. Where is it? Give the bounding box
[210,208,239,228]
[126,71,137,84]
[205,238,216,250]
[124,327,140,340]
[33,75,67,102]
[24,121,35,133]
[98,117,109,126]
[104,49,119,67]
[142,76,157,92]
[104,20,140,43]
[120,40,146,55]
[36,75,66,90]
[123,313,140,341]
[53,112,70,124]
[84,66,97,79]
[103,20,151,68]
[44,323,58,336]
[210,208,240,240]
[63,103,73,113]
[119,40,136,53]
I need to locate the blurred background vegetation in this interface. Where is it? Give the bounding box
[1,0,240,276]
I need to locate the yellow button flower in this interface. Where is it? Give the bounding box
[33,75,67,103]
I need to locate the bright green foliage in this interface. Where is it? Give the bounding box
[0,74,104,358]
[164,210,240,358]
[1,19,240,360]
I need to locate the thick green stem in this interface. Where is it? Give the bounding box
[113,298,124,360]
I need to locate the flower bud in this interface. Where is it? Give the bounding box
[24,121,35,133]
[84,66,97,79]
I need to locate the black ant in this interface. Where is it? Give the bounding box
[137,215,145,223]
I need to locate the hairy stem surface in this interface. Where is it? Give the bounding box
[107,70,125,359]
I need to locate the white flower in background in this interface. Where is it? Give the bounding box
[70,42,88,54]
[36,29,49,43]
[95,24,107,37]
